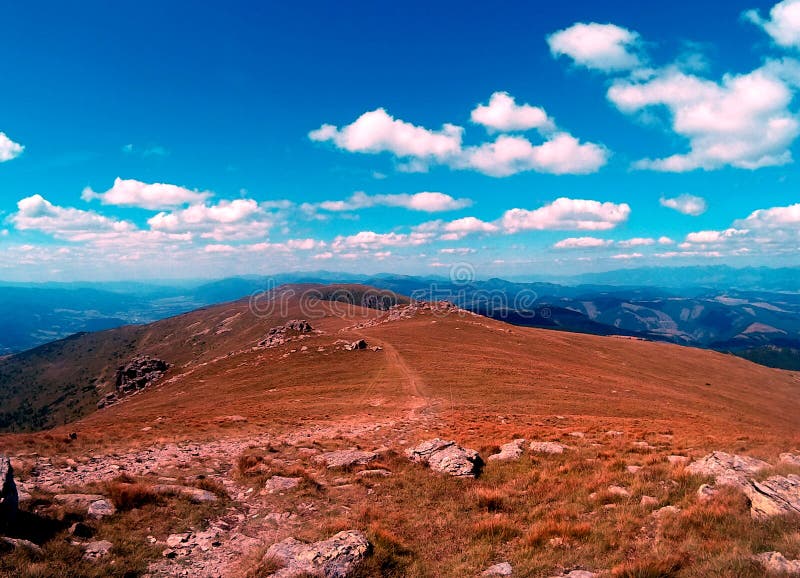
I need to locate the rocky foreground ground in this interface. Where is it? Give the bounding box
[2,410,799,577]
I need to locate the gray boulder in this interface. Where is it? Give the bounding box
[754,551,800,575]
[406,438,482,478]
[488,439,526,462]
[748,474,800,520]
[685,452,770,488]
[483,561,513,575]
[265,530,370,577]
[83,540,114,560]
[529,441,567,455]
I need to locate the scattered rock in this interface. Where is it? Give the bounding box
[166,532,192,548]
[262,476,301,494]
[667,455,690,466]
[87,499,116,519]
[314,449,378,469]
[488,439,526,462]
[607,485,631,498]
[345,339,368,351]
[356,469,392,478]
[549,571,598,578]
[568,432,585,439]
[83,540,113,560]
[0,537,43,556]
[259,320,314,347]
[640,495,659,507]
[780,452,800,467]
[626,465,642,474]
[652,505,681,519]
[605,431,624,437]
[529,441,567,454]
[0,456,18,522]
[152,484,218,503]
[754,551,800,575]
[482,561,513,576]
[406,438,483,478]
[265,529,369,578]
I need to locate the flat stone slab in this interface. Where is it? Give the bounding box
[529,441,567,454]
[262,476,301,494]
[313,450,378,469]
[685,452,770,488]
[265,530,370,577]
[152,484,217,503]
[482,561,513,576]
[83,540,113,559]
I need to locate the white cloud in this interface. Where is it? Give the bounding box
[331,230,433,251]
[309,108,463,165]
[746,0,800,49]
[501,197,631,232]
[82,177,212,209]
[554,236,613,249]
[617,237,656,247]
[441,216,499,240]
[0,132,24,162]
[317,191,471,212]
[547,22,643,72]
[685,228,749,244]
[440,247,476,254]
[659,194,708,215]
[460,133,607,176]
[609,64,800,171]
[735,202,800,228]
[612,252,645,259]
[11,195,135,241]
[658,236,675,245]
[147,199,272,241]
[471,91,555,132]
[311,101,608,176]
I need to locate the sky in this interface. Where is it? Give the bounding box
[1,0,799,282]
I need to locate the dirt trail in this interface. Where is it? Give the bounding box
[365,337,435,418]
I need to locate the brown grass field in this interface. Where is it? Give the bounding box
[1,286,798,576]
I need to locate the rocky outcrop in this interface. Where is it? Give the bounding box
[748,474,800,520]
[685,451,769,488]
[488,439,526,462]
[686,452,800,519]
[116,355,169,393]
[314,449,378,469]
[83,540,114,560]
[754,551,800,575]
[780,452,800,467]
[265,530,370,577]
[258,320,314,347]
[54,493,108,513]
[262,476,301,494]
[406,438,483,478]
[0,456,18,523]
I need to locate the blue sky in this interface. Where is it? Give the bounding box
[1,0,799,281]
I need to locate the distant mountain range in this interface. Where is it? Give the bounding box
[1,266,799,369]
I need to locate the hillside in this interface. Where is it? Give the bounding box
[0,284,798,577]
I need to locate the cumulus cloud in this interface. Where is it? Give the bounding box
[147,199,272,241]
[547,22,643,72]
[11,195,135,241]
[0,132,24,162]
[311,99,608,176]
[470,92,555,132]
[309,108,463,166]
[745,0,800,49]
[440,217,499,240]
[501,197,631,232]
[82,177,212,209]
[554,236,613,249]
[608,63,800,171]
[459,133,608,176]
[317,191,472,212]
[659,194,708,215]
[735,201,800,228]
[685,228,749,244]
